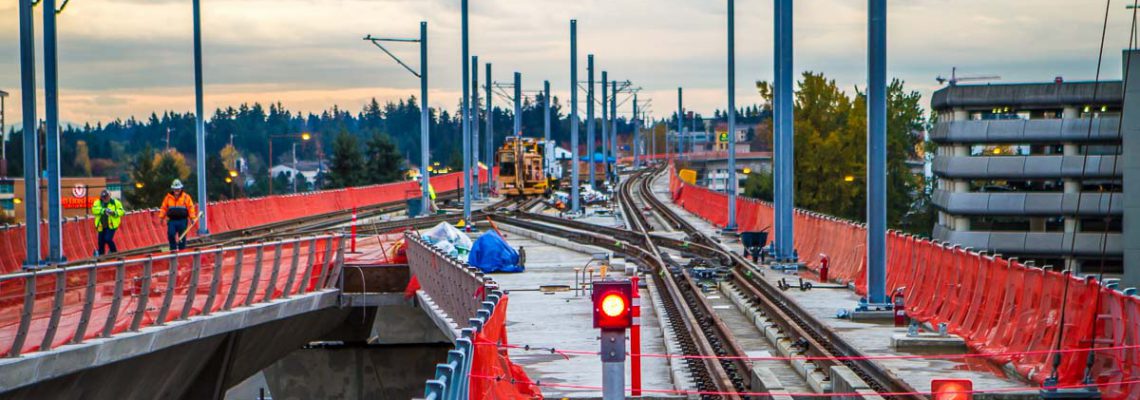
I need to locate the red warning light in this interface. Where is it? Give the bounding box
[931,379,973,400]
[592,281,632,330]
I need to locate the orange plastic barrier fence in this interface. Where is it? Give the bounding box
[0,170,491,275]
[667,168,1140,397]
[468,295,542,399]
[0,235,342,357]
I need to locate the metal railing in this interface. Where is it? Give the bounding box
[0,233,345,357]
[404,231,503,400]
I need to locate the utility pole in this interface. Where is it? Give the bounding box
[587,55,596,189]
[460,0,472,228]
[774,0,795,261]
[19,0,42,267]
[725,0,738,232]
[193,0,209,235]
[866,0,888,305]
[601,71,609,186]
[486,63,494,197]
[44,0,64,262]
[472,56,481,200]
[570,20,581,213]
[544,80,552,177]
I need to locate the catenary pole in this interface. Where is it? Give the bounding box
[19,0,41,267]
[193,0,210,235]
[44,0,64,262]
[601,71,609,185]
[544,80,552,177]
[570,21,581,212]
[460,0,472,227]
[866,0,888,305]
[587,55,596,189]
[726,0,739,231]
[472,55,481,200]
[420,22,431,216]
[774,0,795,260]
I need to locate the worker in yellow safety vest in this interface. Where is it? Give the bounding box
[91,190,125,256]
[428,183,438,212]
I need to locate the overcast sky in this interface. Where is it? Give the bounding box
[1,0,1137,127]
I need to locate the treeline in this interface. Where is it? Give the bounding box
[742,72,935,235]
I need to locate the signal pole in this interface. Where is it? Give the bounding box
[677,88,683,159]
[610,80,617,184]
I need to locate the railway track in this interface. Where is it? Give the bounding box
[64,190,502,267]
[493,166,920,399]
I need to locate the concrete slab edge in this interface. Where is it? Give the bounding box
[0,290,340,393]
[718,281,834,394]
[415,290,460,342]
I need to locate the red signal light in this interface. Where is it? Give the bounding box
[931,379,973,400]
[593,281,632,330]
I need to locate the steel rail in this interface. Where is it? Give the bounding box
[634,167,922,399]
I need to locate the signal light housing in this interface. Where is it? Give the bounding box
[592,280,633,330]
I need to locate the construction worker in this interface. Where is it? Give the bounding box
[91,190,125,256]
[428,182,438,213]
[160,179,198,251]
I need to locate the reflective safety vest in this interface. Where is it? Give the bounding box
[160,191,198,221]
[428,184,437,201]
[91,198,125,231]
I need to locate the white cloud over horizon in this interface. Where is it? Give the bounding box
[1,0,1136,128]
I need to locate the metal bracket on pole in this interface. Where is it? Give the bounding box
[362,26,431,217]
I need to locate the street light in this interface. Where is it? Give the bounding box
[844,175,856,182]
[268,132,312,195]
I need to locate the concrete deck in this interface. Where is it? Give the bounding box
[469,217,675,398]
[646,172,1035,396]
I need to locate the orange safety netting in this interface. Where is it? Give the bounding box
[0,236,342,356]
[469,295,542,399]
[668,169,1140,397]
[0,169,493,274]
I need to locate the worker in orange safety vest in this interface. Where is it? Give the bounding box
[160,179,198,251]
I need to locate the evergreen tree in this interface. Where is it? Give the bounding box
[325,131,366,189]
[364,132,405,184]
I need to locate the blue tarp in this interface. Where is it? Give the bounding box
[467,230,524,273]
[578,152,617,163]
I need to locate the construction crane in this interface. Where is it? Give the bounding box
[936,67,1001,86]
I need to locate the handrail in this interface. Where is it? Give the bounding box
[404,230,504,400]
[1,233,345,357]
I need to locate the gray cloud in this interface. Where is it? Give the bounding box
[1,0,1135,125]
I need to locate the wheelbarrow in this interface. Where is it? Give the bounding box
[740,230,769,263]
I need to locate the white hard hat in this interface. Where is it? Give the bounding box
[171,179,184,189]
